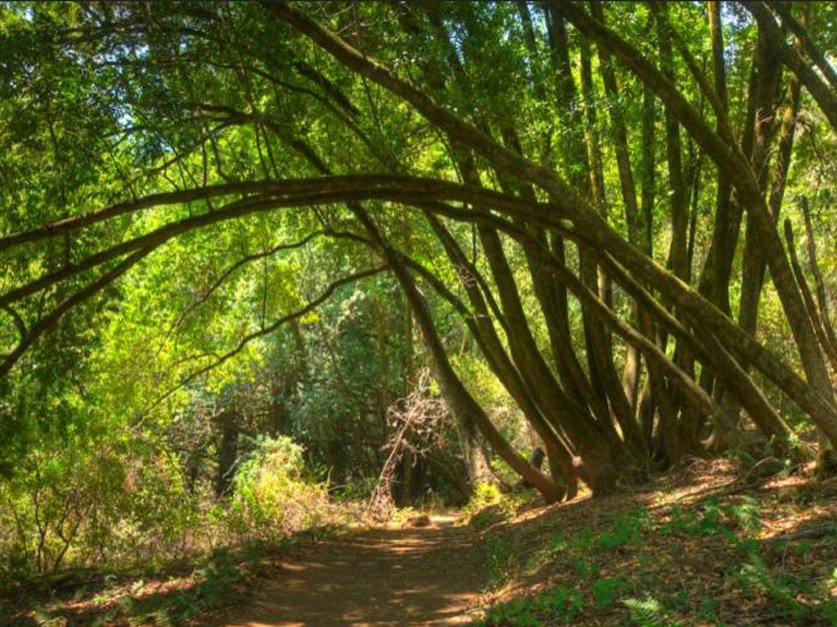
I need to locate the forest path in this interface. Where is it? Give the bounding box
[211,517,486,627]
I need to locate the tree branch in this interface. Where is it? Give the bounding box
[140,266,387,419]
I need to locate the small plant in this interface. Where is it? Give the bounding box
[572,557,601,579]
[591,575,628,608]
[698,597,722,625]
[726,554,837,622]
[486,535,513,587]
[594,508,650,551]
[549,532,567,551]
[536,586,584,620]
[480,597,540,627]
[464,482,504,518]
[228,436,330,542]
[659,507,701,536]
[477,586,583,626]
[722,497,763,536]
[624,595,679,627]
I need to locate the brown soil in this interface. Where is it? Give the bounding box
[208,517,486,627]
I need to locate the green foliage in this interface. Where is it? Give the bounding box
[477,586,584,626]
[623,596,680,627]
[722,497,763,537]
[333,476,379,502]
[466,482,504,514]
[593,508,651,551]
[725,553,837,624]
[660,497,762,550]
[0,429,199,579]
[572,557,601,579]
[227,436,329,543]
[30,546,247,627]
[698,597,722,626]
[465,482,510,529]
[591,575,629,608]
[485,535,513,588]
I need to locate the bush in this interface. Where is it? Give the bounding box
[0,432,334,582]
[0,434,200,579]
[226,436,330,542]
[464,482,503,517]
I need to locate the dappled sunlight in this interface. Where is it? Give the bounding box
[210,524,485,627]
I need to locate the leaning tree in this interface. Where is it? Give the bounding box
[2,2,837,502]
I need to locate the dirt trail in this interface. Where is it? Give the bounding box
[211,518,486,627]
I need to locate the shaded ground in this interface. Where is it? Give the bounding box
[206,518,486,627]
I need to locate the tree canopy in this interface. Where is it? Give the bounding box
[2,1,837,520]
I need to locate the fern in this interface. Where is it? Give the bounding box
[153,608,174,627]
[624,596,675,627]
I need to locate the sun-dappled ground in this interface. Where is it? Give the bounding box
[4,459,837,626]
[206,519,485,627]
[472,458,837,626]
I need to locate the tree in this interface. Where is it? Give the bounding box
[2,2,836,505]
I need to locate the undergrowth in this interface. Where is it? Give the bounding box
[1,435,350,626]
[473,492,837,627]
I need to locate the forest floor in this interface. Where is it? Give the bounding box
[4,458,837,626]
[204,517,486,627]
[469,457,837,626]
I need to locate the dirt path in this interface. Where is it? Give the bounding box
[211,518,487,627]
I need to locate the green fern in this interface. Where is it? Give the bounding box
[153,608,174,627]
[624,595,676,627]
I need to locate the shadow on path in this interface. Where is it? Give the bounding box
[210,519,485,627]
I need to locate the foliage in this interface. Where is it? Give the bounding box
[623,596,680,627]
[477,586,584,626]
[0,428,199,579]
[485,534,513,588]
[464,483,504,519]
[226,436,330,543]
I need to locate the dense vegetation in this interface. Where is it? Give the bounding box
[1,1,837,624]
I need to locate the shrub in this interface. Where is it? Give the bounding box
[226,436,329,542]
[0,435,199,579]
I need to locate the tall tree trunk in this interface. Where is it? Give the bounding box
[479,227,618,493]
[425,213,578,496]
[355,209,566,503]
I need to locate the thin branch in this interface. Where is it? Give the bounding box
[0,245,159,378]
[784,218,837,373]
[161,229,329,347]
[1,305,27,340]
[139,266,387,418]
[768,2,837,93]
